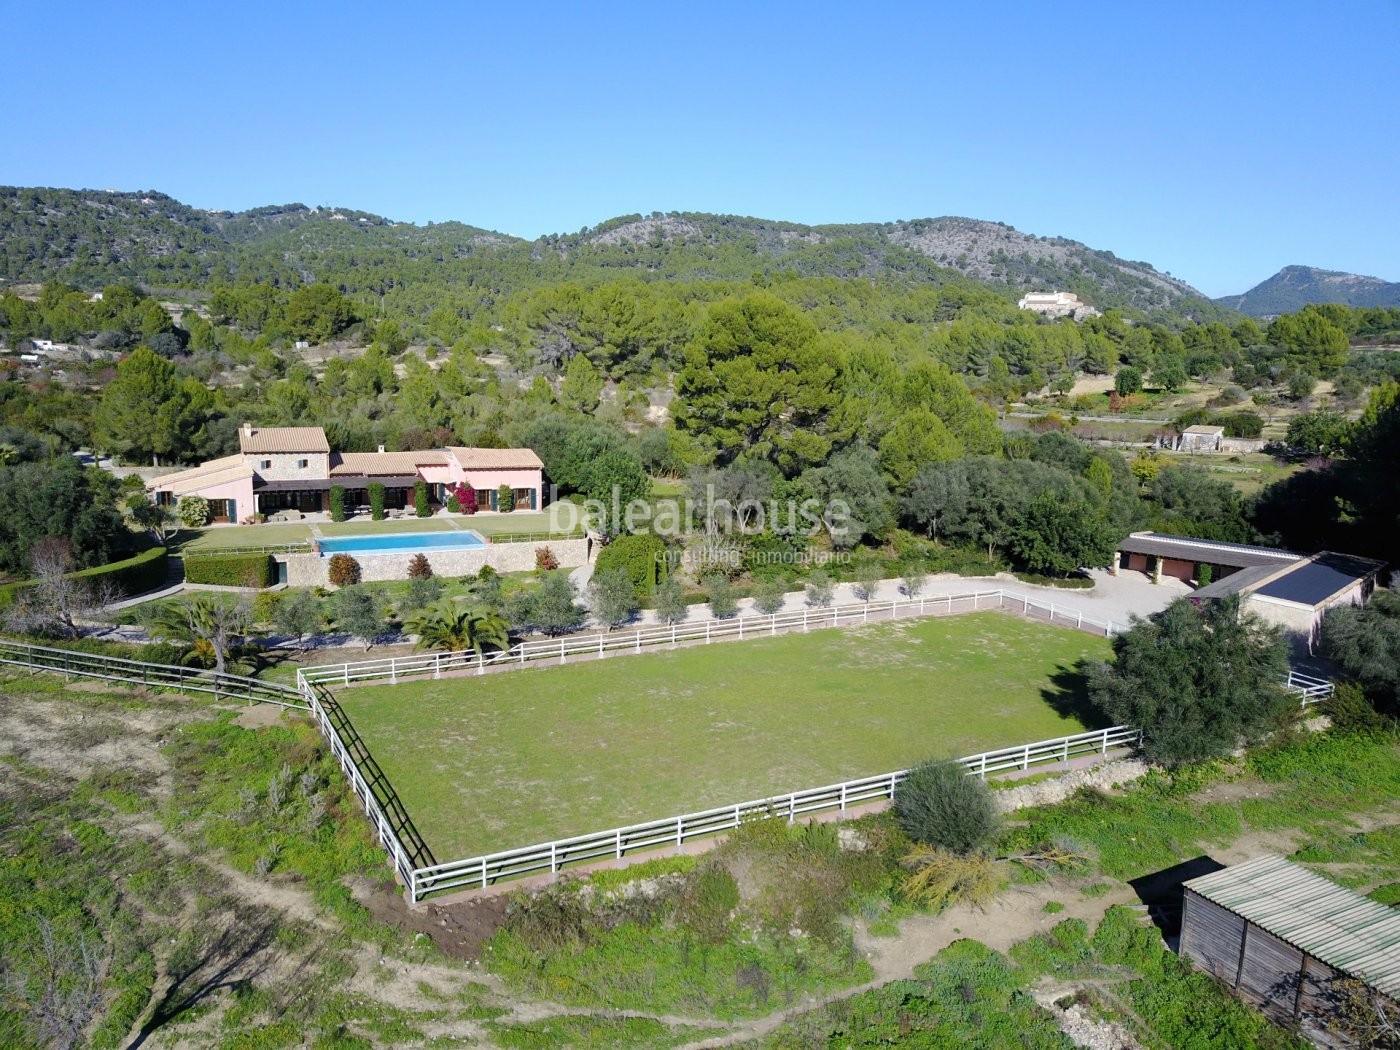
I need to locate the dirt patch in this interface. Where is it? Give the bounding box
[350,875,511,960]
[234,703,288,730]
[0,687,193,792]
[1186,776,1278,806]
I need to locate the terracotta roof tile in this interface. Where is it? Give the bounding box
[238,426,330,454]
[446,446,544,470]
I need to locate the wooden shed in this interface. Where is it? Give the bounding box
[1181,856,1400,1042]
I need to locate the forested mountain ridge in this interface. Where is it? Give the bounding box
[1217,265,1400,317]
[0,186,1229,322]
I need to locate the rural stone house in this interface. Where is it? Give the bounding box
[148,424,544,523]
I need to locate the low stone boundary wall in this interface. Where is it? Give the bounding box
[280,537,588,587]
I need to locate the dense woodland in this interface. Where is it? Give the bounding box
[1,186,1399,583]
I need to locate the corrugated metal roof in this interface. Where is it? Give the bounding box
[1253,552,1386,607]
[1184,856,1400,997]
[446,446,544,470]
[238,426,331,454]
[1117,532,1301,568]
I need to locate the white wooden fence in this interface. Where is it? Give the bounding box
[183,542,313,557]
[0,608,1337,905]
[301,588,1120,688]
[1284,669,1334,702]
[0,638,308,709]
[395,724,1143,900]
[298,679,428,886]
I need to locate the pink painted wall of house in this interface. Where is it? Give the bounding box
[196,476,256,522]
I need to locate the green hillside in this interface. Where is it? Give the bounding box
[0,186,1231,323]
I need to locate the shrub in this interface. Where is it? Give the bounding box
[457,484,477,515]
[677,866,739,944]
[805,569,835,607]
[368,482,386,521]
[327,553,361,588]
[899,846,1004,910]
[498,484,515,513]
[535,546,559,571]
[594,533,666,598]
[1115,367,1143,396]
[329,484,347,522]
[252,590,284,623]
[446,493,460,513]
[654,575,689,623]
[414,480,431,518]
[893,758,1000,854]
[1214,410,1263,438]
[705,574,738,619]
[176,495,210,527]
[752,575,787,615]
[407,553,433,579]
[183,552,274,588]
[1322,681,1389,733]
[405,574,444,609]
[0,547,169,610]
[1195,563,1212,588]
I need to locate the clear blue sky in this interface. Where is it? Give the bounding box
[5,0,1398,297]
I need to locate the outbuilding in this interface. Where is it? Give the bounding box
[1179,424,1225,452]
[1193,550,1386,653]
[1181,856,1400,1044]
[1112,531,1300,585]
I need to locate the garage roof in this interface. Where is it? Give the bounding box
[1117,532,1301,569]
[1253,552,1386,607]
[1185,856,1400,998]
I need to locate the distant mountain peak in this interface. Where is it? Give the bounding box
[1217,265,1400,316]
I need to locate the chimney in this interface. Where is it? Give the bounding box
[377,444,386,454]
[241,421,253,437]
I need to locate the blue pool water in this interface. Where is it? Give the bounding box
[318,530,487,557]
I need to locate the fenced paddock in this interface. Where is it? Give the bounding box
[407,725,1145,898]
[302,587,1120,689]
[327,613,1113,864]
[0,591,1334,906]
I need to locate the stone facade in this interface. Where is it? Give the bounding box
[279,537,589,587]
[245,450,331,482]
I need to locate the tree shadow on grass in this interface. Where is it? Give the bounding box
[131,907,309,1047]
[1039,658,1113,729]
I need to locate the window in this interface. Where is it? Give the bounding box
[260,459,272,470]
[297,459,308,469]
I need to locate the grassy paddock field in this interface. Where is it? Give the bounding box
[337,612,1111,858]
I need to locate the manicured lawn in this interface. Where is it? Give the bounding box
[337,612,1112,858]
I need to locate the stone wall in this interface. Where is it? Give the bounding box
[278,537,589,587]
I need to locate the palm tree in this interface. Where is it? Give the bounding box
[147,596,249,675]
[406,600,510,658]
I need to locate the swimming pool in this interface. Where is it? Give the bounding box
[318,530,487,557]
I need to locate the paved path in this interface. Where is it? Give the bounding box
[620,568,1187,633]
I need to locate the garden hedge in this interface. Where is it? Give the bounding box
[594,533,667,597]
[183,552,275,588]
[0,546,169,610]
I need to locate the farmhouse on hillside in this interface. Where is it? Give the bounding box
[1015,290,1102,320]
[147,424,544,523]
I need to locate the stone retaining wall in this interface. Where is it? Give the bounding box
[279,537,588,587]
